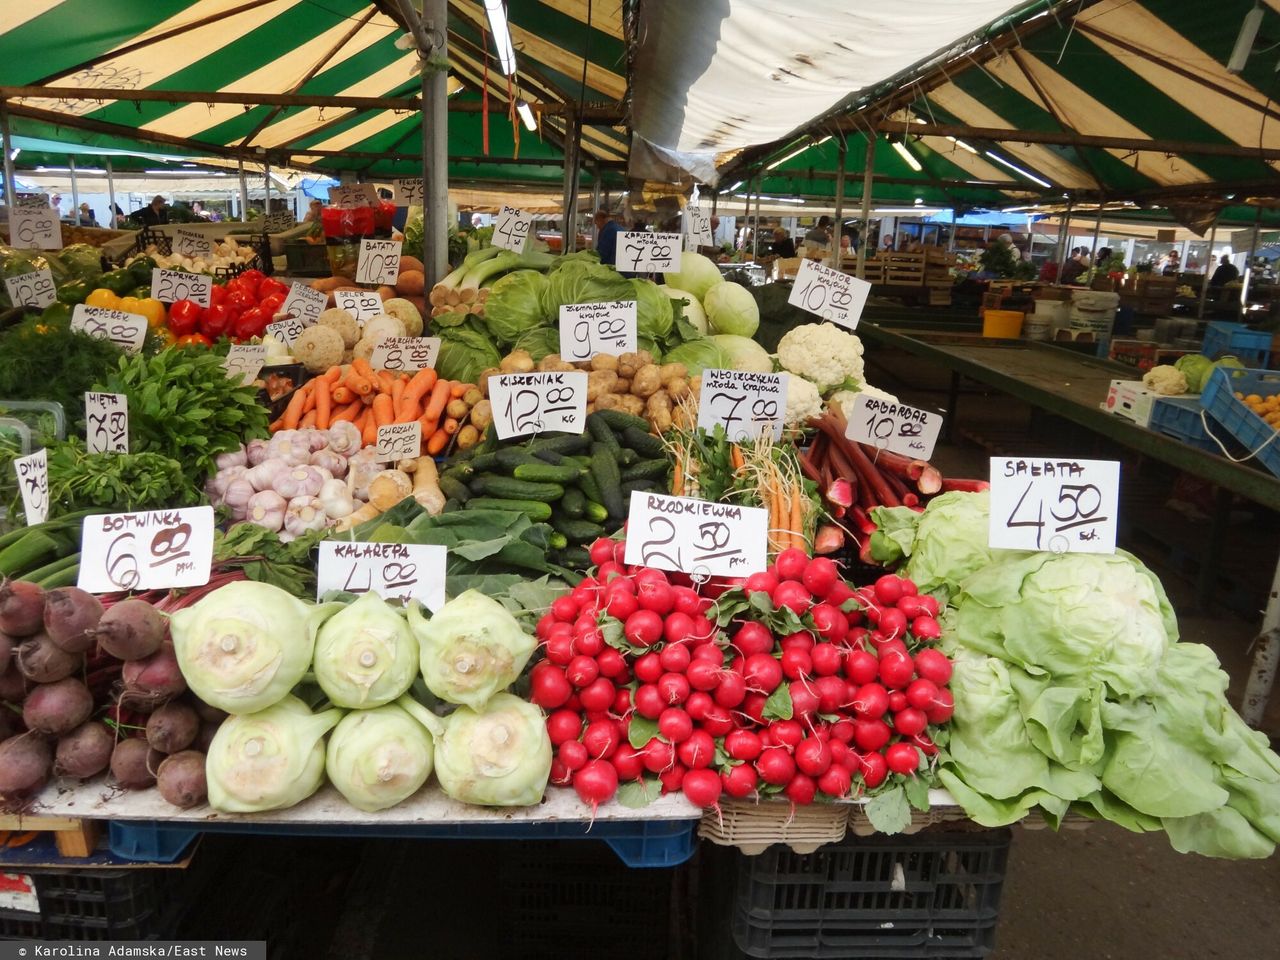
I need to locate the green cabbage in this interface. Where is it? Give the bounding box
[631,278,674,342]
[704,281,760,337]
[426,693,552,806]
[664,252,724,302]
[542,260,634,318]
[408,590,537,709]
[481,270,551,345]
[660,285,707,335]
[870,491,997,599]
[206,695,342,813]
[53,244,104,287]
[310,593,418,709]
[711,334,772,373]
[325,703,434,812]
[661,337,727,377]
[513,326,561,362]
[436,317,502,384]
[170,581,315,715]
[1174,354,1214,392]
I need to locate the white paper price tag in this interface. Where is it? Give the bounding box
[558,301,637,361]
[697,369,788,442]
[9,206,61,250]
[329,184,378,209]
[490,372,588,440]
[492,205,533,253]
[395,178,424,207]
[335,289,383,322]
[282,281,327,327]
[988,457,1119,555]
[4,268,57,308]
[71,305,148,353]
[13,449,48,526]
[684,204,713,252]
[263,210,296,232]
[78,506,215,593]
[266,316,305,349]
[618,232,681,273]
[150,268,212,307]
[222,345,269,385]
[356,239,401,286]
[317,541,446,611]
[172,228,213,260]
[789,258,870,330]
[14,193,50,209]
[370,337,440,372]
[84,392,129,454]
[623,491,768,579]
[375,421,422,462]
[846,395,942,460]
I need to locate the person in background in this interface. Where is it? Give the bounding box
[1095,246,1113,269]
[594,207,621,266]
[767,227,797,260]
[1162,248,1181,276]
[111,202,125,227]
[191,200,212,221]
[1060,247,1088,285]
[804,215,832,248]
[996,232,1022,260]
[882,234,896,252]
[839,234,852,260]
[76,203,96,226]
[50,194,62,217]
[131,195,169,227]
[1210,254,1240,289]
[303,199,323,223]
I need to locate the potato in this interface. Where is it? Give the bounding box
[647,391,674,433]
[658,362,688,382]
[595,393,625,411]
[377,285,397,301]
[619,394,646,416]
[617,352,642,379]
[631,364,663,398]
[500,350,535,374]
[666,378,691,402]
[613,377,631,394]
[399,255,425,275]
[587,370,619,401]
[590,354,619,372]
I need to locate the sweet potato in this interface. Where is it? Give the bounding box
[399,255,425,275]
[377,284,397,301]
[395,270,425,296]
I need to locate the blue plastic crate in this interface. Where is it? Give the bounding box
[1149,396,1220,453]
[1201,322,1271,368]
[109,816,697,869]
[1200,366,1280,477]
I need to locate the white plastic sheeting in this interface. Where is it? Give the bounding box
[629,0,1024,183]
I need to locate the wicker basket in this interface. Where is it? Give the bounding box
[847,803,971,837]
[699,798,848,855]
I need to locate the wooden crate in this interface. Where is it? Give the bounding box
[0,813,99,857]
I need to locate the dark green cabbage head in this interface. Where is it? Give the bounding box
[631,278,673,342]
[481,270,550,346]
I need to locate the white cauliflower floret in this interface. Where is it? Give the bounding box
[777,323,865,392]
[784,376,824,427]
[830,384,900,421]
[1142,365,1187,396]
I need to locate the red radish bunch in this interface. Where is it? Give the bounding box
[529,541,955,813]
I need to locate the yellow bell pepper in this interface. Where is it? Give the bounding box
[85,288,120,310]
[135,298,167,329]
[118,296,141,317]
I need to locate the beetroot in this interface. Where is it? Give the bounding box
[110,738,157,789]
[0,734,52,802]
[43,587,104,654]
[95,599,165,661]
[0,663,26,703]
[0,631,13,673]
[121,643,185,707]
[191,699,228,725]
[145,701,199,754]
[156,751,207,809]
[0,579,45,636]
[194,720,220,753]
[22,677,93,735]
[54,722,114,779]
[16,633,82,683]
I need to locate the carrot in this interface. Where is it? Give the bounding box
[443,417,460,435]
[281,386,308,429]
[403,367,438,405]
[377,370,396,395]
[331,384,354,405]
[322,366,343,384]
[345,368,373,396]
[352,357,375,382]
[426,427,450,455]
[396,399,422,424]
[269,416,284,434]
[422,379,451,425]
[333,399,363,422]
[672,455,684,496]
[300,409,317,429]
[730,444,745,472]
[372,393,395,427]
[789,485,805,551]
[449,381,468,399]
[362,414,379,447]
[314,378,331,430]
[391,378,406,414]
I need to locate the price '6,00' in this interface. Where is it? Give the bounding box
[78,506,215,593]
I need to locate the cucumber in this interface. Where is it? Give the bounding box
[578,468,604,504]
[622,426,665,458]
[532,447,570,465]
[470,452,499,472]
[514,462,584,484]
[440,462,474,483]
[466,497,554,521]
[479,475,566,501]
[583,500,609,523]
[552,516,607,543]
[495,448,543,471]
[618,447,638,467]
[528,433,591,455]
[587,413,622,458]
[621,459,670,482]
[438,474,472,503]
[622,479,659,495]
[590,442,625,520]
[557,546,592,568]
[549,532,569,551]
[443,498,463,513]
[594,409,650,434]
[560,487,586,519]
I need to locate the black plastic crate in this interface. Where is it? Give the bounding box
[0,868,183,941]
[728,829,1011,959]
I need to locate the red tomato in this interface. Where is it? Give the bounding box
[201,303,232,339]
[167,299,204,336]
[174,333,212,348]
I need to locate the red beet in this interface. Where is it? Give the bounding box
[156,751,207,809]
[16,633,82,683]
[43,587,104,654]
[0,663,26,703]
[145,701,200,754]
[0,579,44,637]
[95,599,165,661]
[110,738,158,789]
[0,734,52,802]
[0,631,13,673]
[22,677,93,735]
[121,643,185,707]
[54,722,115,779]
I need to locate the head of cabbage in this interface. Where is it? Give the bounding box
[170,581,315,715]
[542,259,635,318]
[711,334,772,373]
[424,693,552,806]
[311,593,418,709]
[435,316,502,384]
[664,252,724,302]
[661,337,727,377]
[206,695,342,813]
[408,590,537,709]
[661,285,708,335]
[704,281,760,338]
[631,278,674,343]
[325,703,434,812]
[481,269,550,345]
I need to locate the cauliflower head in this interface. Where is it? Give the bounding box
[1142,365,1187,396]
[830,384,900,421]
[777,323,865,392]
[784,375,824,427]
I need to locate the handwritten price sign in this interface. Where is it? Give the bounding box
[265,316,304,349]
[4,268,57,308]
[71,305,148,353]
[375,421,422,462]
[684,204,713,252]
[151,268,212,307]
[789,258,870,330]
[9,205,61,250]
[357,239,401,286]
[317,542,446,611]
[559,301,637,361]
[222,345,269,385]
[988,457,1119,555]
[335,290,383,322]
[697,369,788,442]
[490,372,587,440]
[846,395,942,460]
[78,506,215,594]
[173,228,213,260]
[619,232,681,274]
[282,282,327,327]
[263,210,296,233]
[329,184,378,209]
[370,337,440,372]
[14,194,50,209]
[85,392,129,454]
[623,491,768,580]
[492,205,533,254]
[395,178,424,207]
[13,449,48,526]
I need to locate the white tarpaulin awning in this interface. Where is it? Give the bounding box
[629,0,1026,184]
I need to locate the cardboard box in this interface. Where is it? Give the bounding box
[1102,380,1158,426]
[1108,340,1197,374]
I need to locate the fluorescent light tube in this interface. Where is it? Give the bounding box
[984,150,1051,188]
[516,100,537,131]
[892,140,922,172]
[484,0,518,75]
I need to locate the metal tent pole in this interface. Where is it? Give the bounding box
[753,179,762,258]
[237,159,249,219]
[69,156,80,225]
[412,0,450,284]
[948,206,957,252]
[0,103,15,207]
[1089,201,1104,260]
[1057,199,1074,275]
[1198,220,1219,319]
[854,135,875,280]
[106,158,117,227]
[560,109,582,253]
[830,143,846,269]
[1242,205,1263,319]
[590,170,602,245]
[264,160,271,212]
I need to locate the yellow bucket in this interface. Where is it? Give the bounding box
[982,309,1024,338]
